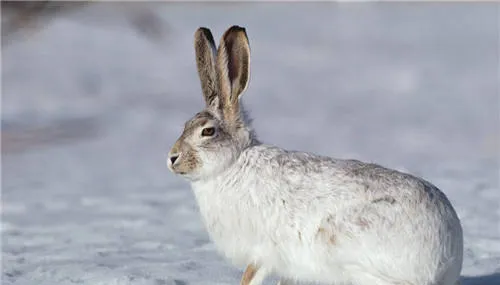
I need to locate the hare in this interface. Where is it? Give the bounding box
[167,26,463,285]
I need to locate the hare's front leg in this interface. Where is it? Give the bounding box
[240,264,269,285]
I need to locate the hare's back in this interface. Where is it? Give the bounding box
[247,145,459,229]
[253,146,441,203]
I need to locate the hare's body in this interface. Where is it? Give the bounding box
[192,145,462,285]
[167,26,463,285]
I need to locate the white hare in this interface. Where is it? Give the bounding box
[167,26,463,285]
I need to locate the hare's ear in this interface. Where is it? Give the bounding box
[216,25,250,122]
[194,27,219,109]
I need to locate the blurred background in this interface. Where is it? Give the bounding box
[2,2,499,285]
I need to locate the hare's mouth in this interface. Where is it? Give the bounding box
[169,164,187,176]
[169,166,186,176]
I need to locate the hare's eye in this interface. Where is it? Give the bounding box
[201,127,215,137]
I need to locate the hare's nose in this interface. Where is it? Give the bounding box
[169,155,179,164]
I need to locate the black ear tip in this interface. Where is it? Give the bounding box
[197,27,211,33]
[197,27,211,36]
[228,25,246,34]
[223,25,248,42]
[196,27,215,45]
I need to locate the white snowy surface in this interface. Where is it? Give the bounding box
[2,2,499,285]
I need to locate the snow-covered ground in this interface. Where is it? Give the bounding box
[2,2,499,285]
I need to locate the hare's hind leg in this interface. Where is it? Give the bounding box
[240,264,269,285]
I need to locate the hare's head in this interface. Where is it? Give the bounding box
[167,26,255,181]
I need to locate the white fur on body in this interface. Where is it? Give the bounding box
[191,144,463,285]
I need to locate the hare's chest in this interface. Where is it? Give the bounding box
[193,187,259,265]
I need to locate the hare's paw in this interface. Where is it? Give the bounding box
[240,264,270,285]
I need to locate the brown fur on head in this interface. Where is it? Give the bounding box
[167,26,255,181]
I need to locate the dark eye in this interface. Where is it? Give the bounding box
[201,127,216,137]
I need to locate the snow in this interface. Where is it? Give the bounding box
[2,2,499,285]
